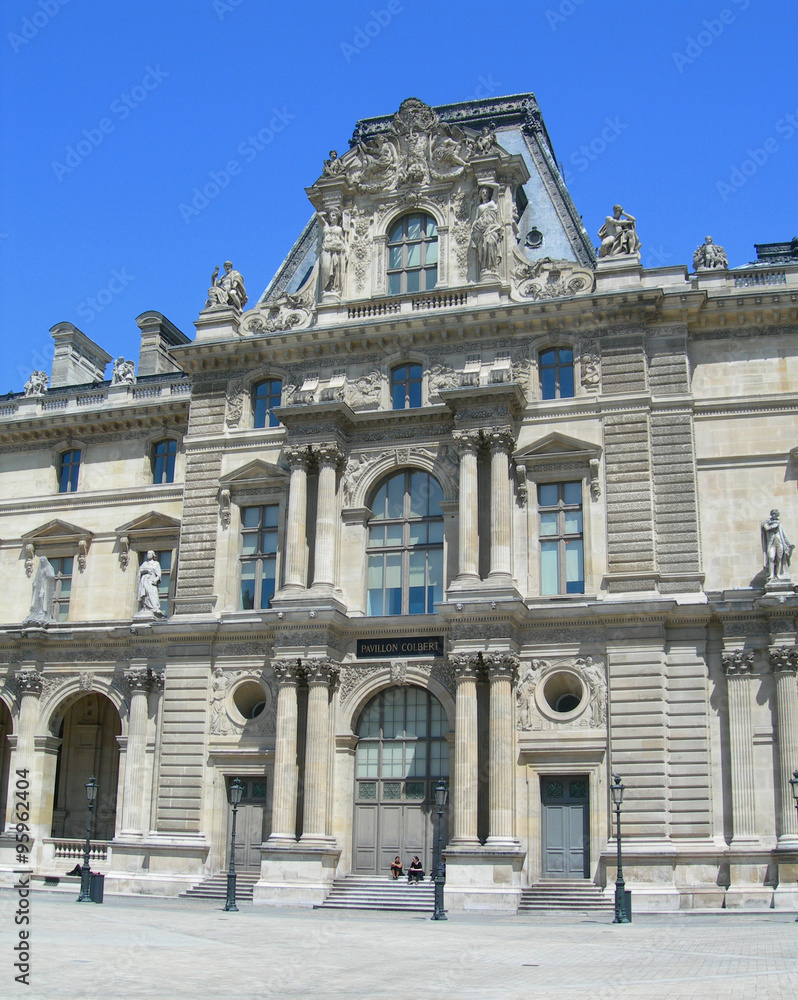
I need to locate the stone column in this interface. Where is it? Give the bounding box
[453,431,481,583]
[450,654,480,845]
[9,668,55,852]
[311,444,342,591]
[770,645,798,845]
[282,447,310,591]
[487,430,514,583]
[723,651,758,844]
[484,653,519,846]
[119,666,153,838]
[301,659,338,843]
[268,659,302,843]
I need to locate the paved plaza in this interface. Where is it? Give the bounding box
[2,891,798,1000]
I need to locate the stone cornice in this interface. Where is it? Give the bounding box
[0,483,183,519]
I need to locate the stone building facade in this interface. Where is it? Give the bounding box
[1,94,797,910]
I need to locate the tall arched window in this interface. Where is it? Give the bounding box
[367,469,444,616]
[253,378,282,428]
[387,213,438,295]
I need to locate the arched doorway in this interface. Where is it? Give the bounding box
[51,693,121,841]
[353,686,449,875]
[0,699,12,829]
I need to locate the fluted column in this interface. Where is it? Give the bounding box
[770,645,798,845]
[723,650,758,843]
[311,444,342,591]
[283,447,310,591]
[9,668,54,849]
[488,430,514,582]
[484,653,519,845]
[119,666,154,837]
[453,431,481,583]
[450,654,480,845]
[301,659,338,842]
[269,659,302,842]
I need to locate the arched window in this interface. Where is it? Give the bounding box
[367,470,444,616]
[253,378,282,428]
[539,347,574,399]
[391,363,422,409]
[387,213,438,295]
[151,439,177,484]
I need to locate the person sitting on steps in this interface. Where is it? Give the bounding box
[408,856,424,883]
[390,856,403,879]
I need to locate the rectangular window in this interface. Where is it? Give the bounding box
[50,556,73,621]
[58,450,81,493]
[538,482,584,595]
[152,440,177,484]
[240,505,278,610]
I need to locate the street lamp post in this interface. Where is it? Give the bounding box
[790,770,798,923]
[432,778,448,921]
[610,773,630,924]
[76,776,98,903]
[224,778,244,912]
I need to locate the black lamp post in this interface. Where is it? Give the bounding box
[224,778,244,912]
[432,778,448,921]
[76,776,98,903]
[790,770,798,923]
[611,773,630,924]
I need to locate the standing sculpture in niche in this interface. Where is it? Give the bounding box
[23,556,57,626]
[693,235,728,270]
[135,551,165,619]
[205,261,247,312]
[762,509,795,582]
[598,204,640,258]
[471,186,502,278]
[319,210,346,296]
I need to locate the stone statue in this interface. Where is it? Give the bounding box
[349,134,399,192]
[762,509,795,582]
[474,126,498,155]
[319,210,346,295]
[210,667,232,735]
[111,357,136,385]
[23,370,48,396]
[693,236,728,270]
[598,205,640,258]
[205,261,247,312]
[322,150,344,177]
[23,556,56,626]
[135,550,165,619]
[471,186,503,277]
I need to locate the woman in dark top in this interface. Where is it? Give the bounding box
[390,856,403,879]
[408,856,424,883]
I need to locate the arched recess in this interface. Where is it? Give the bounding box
[47,690,123,842]
[0,695,13,833]
[350,681,452,875]
[349,453,457,511]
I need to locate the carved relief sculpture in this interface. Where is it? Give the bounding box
[319,210,347,296]
[598,205,640,258]
[205,261,247,312]
[693,235,729,270]
[762,509,795,582]
[512,256,594,300]
[23,556,57,626]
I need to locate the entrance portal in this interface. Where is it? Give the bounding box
[227,777,268,871]
[353,686,449,875]
[541,775,589,879]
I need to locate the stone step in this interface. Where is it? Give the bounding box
[316,875,437,912]
[519,881,613,912]
[180,872,259,900]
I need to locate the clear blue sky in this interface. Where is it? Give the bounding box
[1,0,796,390]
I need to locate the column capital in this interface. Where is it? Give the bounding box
[449,653,481,680]
[272,658,303,685]
[769,644,798,672]
[452,429,482,454]
[486,427,515,454]
[722,650,755,675]
[313,442,344,468]
[304,658,340,687]
[284,445,311,470]
[124,665,155,693]
[482,652,520,681]
[15,667,43,697]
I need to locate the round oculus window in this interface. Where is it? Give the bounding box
[536,670,587,722]
[232,680,268,721]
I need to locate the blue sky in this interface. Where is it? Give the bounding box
[1,0,796,390]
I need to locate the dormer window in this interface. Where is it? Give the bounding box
[387,214,438,295]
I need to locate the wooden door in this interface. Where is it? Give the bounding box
[541,775,589,879]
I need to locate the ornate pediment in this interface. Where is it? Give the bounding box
[510,250,594,302]
[22,519,93,547]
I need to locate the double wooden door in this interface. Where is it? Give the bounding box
[227,777,268,872]
[541,775,589,879]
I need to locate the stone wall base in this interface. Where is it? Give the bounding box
[254,842,340,907]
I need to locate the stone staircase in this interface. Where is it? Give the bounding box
[315,875,436,912]
[518,879,614,914]
[180,871,259,902]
